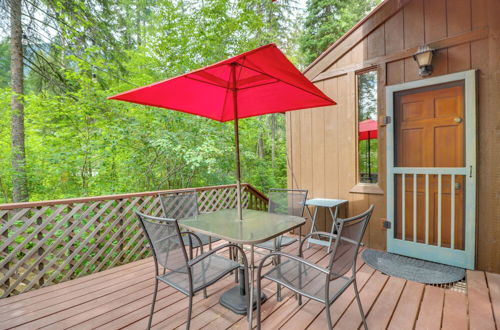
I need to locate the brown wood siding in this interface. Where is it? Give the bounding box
[288,0,500,272]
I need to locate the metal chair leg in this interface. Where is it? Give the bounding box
[229,247,234,276]
[234,247,239,283]
[245,251,252,326]
[148,279,159,330]
[186,295,193,330]
[276,246,282,302]
[256,274,262,330]
[325,302,333,330]
[354,280,368,330]
[203,288,208,298]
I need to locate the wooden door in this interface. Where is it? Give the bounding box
[395,84,465,250]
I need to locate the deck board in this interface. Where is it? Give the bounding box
[365,276,406,330]
[468,270,496,330]
[415,286,445,330]
[485,272,500,328]
[442,290,468,330]
[0,243,497,330]
[388,280,425,330]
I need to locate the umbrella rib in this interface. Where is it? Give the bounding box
[184,76,228,89]
[237,62,334,103]
[237,80,280,90]
[219,84,231,121]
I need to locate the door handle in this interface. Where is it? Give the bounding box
[455,182,461,190]
[454,117,463,123]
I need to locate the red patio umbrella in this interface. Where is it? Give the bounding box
[358,119,378,182]
[358,119,378,141]
[109,43,335,220]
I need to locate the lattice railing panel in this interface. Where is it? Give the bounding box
[0,184,267,298]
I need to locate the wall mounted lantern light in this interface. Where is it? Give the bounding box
[413,45,435,76]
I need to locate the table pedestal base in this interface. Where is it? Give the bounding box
[219,286,266,315]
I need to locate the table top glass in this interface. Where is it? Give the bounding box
[181,208,305,245]
[305,198,348,208]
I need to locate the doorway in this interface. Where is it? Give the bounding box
[386,71,476,269]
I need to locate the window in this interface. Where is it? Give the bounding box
[357,71,378,184]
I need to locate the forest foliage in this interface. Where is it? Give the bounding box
[0,0,378,203]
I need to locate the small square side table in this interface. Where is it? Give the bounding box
[305,198,348,253]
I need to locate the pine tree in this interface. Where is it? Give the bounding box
[299,0,380,66]
[10,0,29,202]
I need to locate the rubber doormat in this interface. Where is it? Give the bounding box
[362,249,465,284]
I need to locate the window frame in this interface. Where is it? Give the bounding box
[350,67,383,195]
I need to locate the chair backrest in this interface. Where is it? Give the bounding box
[328,205,374,279]
[136,211,189,273]
[268,189,308,217]
[158,190,199,220]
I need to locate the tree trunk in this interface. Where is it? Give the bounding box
[257,134,265,159]
[10,0,29,202]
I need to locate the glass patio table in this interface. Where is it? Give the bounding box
[181,208,305,315]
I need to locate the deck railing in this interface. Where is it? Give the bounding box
[0,183,268,298]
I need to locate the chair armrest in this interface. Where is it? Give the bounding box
[256,251,329,275]
[188,243,247,268]
[180,231,204,255]
[302,231,338,242]
[300,231,337,255]
[300,231,363,255]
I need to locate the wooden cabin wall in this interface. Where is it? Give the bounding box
[288,0,500,272]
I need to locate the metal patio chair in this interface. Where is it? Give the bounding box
[255,205,374,330]
[136,211,249,329]
[255,189,308,251]
[254,188,307,301]
[158,190,220,250]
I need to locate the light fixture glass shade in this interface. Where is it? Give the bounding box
[414,50,433,66]
[413,45,434,76]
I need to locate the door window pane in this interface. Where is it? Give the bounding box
[357,71,378,183]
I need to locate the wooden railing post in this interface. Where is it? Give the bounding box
[66,204,77,279]
[118,200,126,263]
[1,211,10,297]
[35,206,45,288]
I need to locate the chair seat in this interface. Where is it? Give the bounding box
[182,234,220,248]
[159,254,240,295]
[255,236,297,251]
[262,259,352,303]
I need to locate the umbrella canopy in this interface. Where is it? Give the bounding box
[358,119,378,140]
[109,44,334,121]
[109,43,335,219]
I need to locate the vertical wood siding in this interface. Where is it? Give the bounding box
[289,0,500,272]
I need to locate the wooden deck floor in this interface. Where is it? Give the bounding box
[0,241,498,330]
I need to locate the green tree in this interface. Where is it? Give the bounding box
[299,0,380,65]
[0,0,303,203]
[0,40,10,88]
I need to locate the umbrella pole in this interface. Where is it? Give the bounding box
[367,131,371,183]
[232,63,243,220]
[234,117,243,220]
